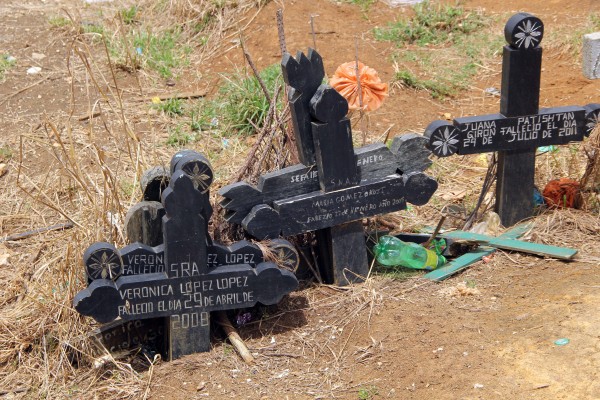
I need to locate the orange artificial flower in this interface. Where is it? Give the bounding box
[330,61,388,112]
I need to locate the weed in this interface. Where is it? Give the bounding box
[82,23,105,35]
[154,97,185,117]
[193,12,217,32]
[374,1,484,46]
[120,6,138,25]
[546,13,600,56]
[394,69,454,98]
[358,385,379,400]
[0,55,16,82]
[372,263,422,280]
[343,0,377,12]
[222,343,234,356]
[166,125,196,147]
[132,29,190,78]
[48,16,70,28]
[190,111,202,132]
[465,279,477,289]
[0,145,12,161]
[375,2,499,98]
[120,180,136,198]
[217,63,282,135]
[591,14,600,30]
[189,107,218,132]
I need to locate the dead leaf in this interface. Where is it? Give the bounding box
[0,253,9,267]
[440,189,467,201]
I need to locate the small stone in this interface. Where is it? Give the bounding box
[515,313,530,321]
[27,66,42,74]
[166,79,175,87]
[31,52,46,61]
[474,383,484,389]
[196,381,206,391]
[0,163,7,177]
[484,87,501,97]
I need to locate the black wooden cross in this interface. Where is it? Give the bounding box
[74,151,299,360]
[424,13,600,226]
[219,49,438,285]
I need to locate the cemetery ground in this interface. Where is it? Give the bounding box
[0,0,599,398]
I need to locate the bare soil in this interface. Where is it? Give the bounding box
[0,0,599,399]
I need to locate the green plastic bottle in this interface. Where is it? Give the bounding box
[373,235,447,270]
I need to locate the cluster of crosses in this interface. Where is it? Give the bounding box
[73,12,599,360]
[74,151,299,359]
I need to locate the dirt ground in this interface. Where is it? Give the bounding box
[1,0,599,399]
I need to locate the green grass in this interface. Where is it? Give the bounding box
[358,386,379,400]
[546,13,600,56]
[0,55,16,82]
[156,79,276,145]
[166,125,197,147]
[222,343,234,357]
[189,107,219,132]
[131,29,190,78]
[343,0,377,12]
[48,16,70,28]
[80,19,190,79]
[201,63,283,135]
[374,1,500,98]
[592,14,600,30]
[120,180,136,198]
[154,97,185,117]
[0,145,13,161]
[161,63,282,147]
[82,23,105,35]
[394,69,455,98]
[374,1,485,46]
[193,12,217,33]
[120,6,138,25]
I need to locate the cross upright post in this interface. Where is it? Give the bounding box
[496,13,544,226]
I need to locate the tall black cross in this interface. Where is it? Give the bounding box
[425,13,600,226]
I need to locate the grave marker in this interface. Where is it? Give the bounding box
[74,151,299,360]
[424,13,600,226]
[220,49,438,285]
[583,32,600,80]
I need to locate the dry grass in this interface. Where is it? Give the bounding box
[1,1,599,399]
[0,1,273,398]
